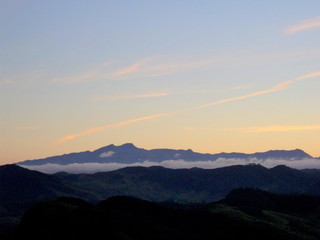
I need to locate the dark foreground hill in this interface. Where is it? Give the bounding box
[56,164,320,202]
[2,164,320,239]
[11,189,320,240]
[2,163,320,219]
[0,165,94,218]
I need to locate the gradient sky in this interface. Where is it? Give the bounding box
[1,0,320,165]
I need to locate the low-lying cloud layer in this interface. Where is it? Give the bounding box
[19,158,320,174]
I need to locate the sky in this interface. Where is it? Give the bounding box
[1,0,320,165]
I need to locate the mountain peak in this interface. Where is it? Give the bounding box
[256,149,312,160]
[119,143,137,149]
[94,144,116,152]
[94,143,139,152]
[0,164,27,174]
[292,148,308,153]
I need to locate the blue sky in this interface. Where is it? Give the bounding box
[1,0,320,164]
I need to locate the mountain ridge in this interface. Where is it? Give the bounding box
[0,164,94,217]
[18,143,314,167]
[52,163,320,202]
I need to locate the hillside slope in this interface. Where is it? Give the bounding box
[15,190,320,240]
[57,164,320,202]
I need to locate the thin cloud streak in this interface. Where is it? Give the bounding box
[198,81,292,109]
[295,71,320,81]
[143,59,215,77]
[112,57,214,79]
[94,92,171,102]
[285,17,320,34]
[198,69,320,109]
[51,61,115,84]
[93,85,247,103]
[111,57,154,77]
[224,125,320,133]
[55,113,169,144]
[51,56,214,84]
[17,125,42,131]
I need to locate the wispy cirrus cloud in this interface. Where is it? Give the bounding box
[51,61,115,84]
[198,80,292,109]
[142,59,214,77]
[54,113,169,144]
[93,85,247,103]
[17,125,42,131]
[111,57,155,77]
[94,92,171,102]
[111,57,214,79]
[295,71,320,81]
[198,70,320,109]
[52,56,214,84]
[224,125,320,133]
[285,17,320,34]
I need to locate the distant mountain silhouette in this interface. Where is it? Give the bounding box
[18,143,313,166]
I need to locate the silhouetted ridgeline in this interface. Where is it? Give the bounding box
[13,189,320,240]
[2,163,320,218]
[2,164,320,239]
[18,143,314,166]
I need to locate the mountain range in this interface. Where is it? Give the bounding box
[17,143,318,174]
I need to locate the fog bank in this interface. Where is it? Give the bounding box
[19,157,320,174]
